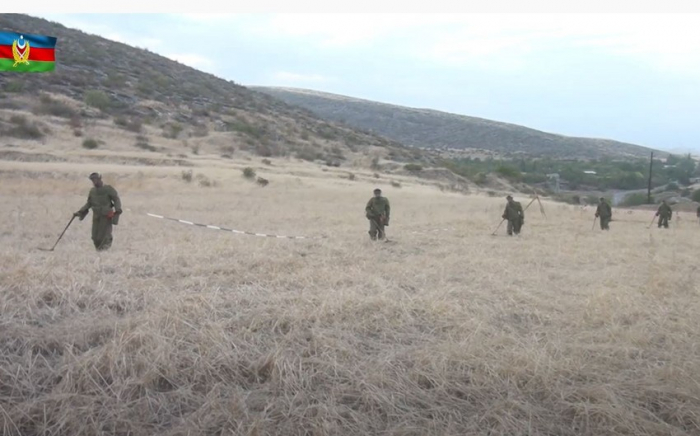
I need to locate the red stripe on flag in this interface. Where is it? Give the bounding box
[0,45,55,62]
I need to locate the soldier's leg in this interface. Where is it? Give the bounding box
[507,220,514,236]
[514,220,522,234]
[94,216,113,250]
[368,219,378,240]
[599,217,605,230]
[663,217,669,228]
[91,217,100,249]
[377,222,385,240]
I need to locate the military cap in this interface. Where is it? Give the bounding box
[506,195,513,199]
[89,172,101,180]
[374,188,381,193]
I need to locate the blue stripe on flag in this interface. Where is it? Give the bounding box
[0,31,57,48]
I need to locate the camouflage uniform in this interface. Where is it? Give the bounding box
[502,197,524,236]
[76,179,122,250]
[697,205,700,224]
[656,202,672,229]
[595,199,612,230]
[366,191,390,240]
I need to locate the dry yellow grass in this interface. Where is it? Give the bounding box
[2,161,700,436]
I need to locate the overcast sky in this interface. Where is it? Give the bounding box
[33,13,700,154]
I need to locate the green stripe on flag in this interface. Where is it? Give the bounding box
[0,59,55,72]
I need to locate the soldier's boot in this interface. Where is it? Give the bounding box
[369,231,377,241]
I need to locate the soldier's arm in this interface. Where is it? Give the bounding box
[76,192,92,218]
[385,199,390,219]
[109,187,123,213]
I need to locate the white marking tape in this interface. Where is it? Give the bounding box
[128,209,323,240]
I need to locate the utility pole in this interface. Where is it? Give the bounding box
[648,151,654,204]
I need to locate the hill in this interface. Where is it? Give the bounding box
[0,14,439,173]
[252,87,662,160]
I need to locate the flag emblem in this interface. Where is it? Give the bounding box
[0,31,57,72]
[12,35,30,67]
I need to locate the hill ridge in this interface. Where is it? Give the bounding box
[253,86,662,160]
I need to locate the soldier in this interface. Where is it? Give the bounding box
[696,205,700,225]
[595,197,612,230]
[502,195,524,236]
[656,200,672,229]
[74,172,122,251]
[365,188,390,241]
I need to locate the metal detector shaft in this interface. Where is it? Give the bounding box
[592,216,598,230]
[40,215,76,251]
[492,218,506,235]
[647,215,656,229]
[371,217,391,242]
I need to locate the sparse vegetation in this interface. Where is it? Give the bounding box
[33,94,77,118]
[4,115,44,139]
[692,189,700,203]
[255,86,660,160]
[262,158,272,165]
[135,135,156,152]
[391,180,402,188]
[163,122,184,139]
[4,80,23,93]
[4,156,700,436]
[404,163,423,172]
[620,192,653,207]
[83,89,111,111]
[114,116,143,133]
[196,173,216,187]
[181,169,193,182]
[82,138,99,149]
[256,177,269,187]
[243,167,256,179]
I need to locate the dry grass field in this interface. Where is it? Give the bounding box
[2,159,700,436]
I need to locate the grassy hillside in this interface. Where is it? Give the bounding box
[3,162,700,436]
[253,87,663,160]
[0,14,435,170]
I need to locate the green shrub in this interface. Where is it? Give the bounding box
[620,192,652,207]
[391,181,402,188]
[692,189,700,203]
[84,90,111,111]
[82,138,99,149]
[181,170,193,182]
[495,165,522,181]
[243,167,256,179]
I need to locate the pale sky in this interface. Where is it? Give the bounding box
[33,13,700,154]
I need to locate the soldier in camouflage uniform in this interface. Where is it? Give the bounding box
[697,205,700,225]
[365,188,390,241]
[595,197,612,230]
[74,173,122,251]
[656,200,672,229]
[502,195,524,236]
